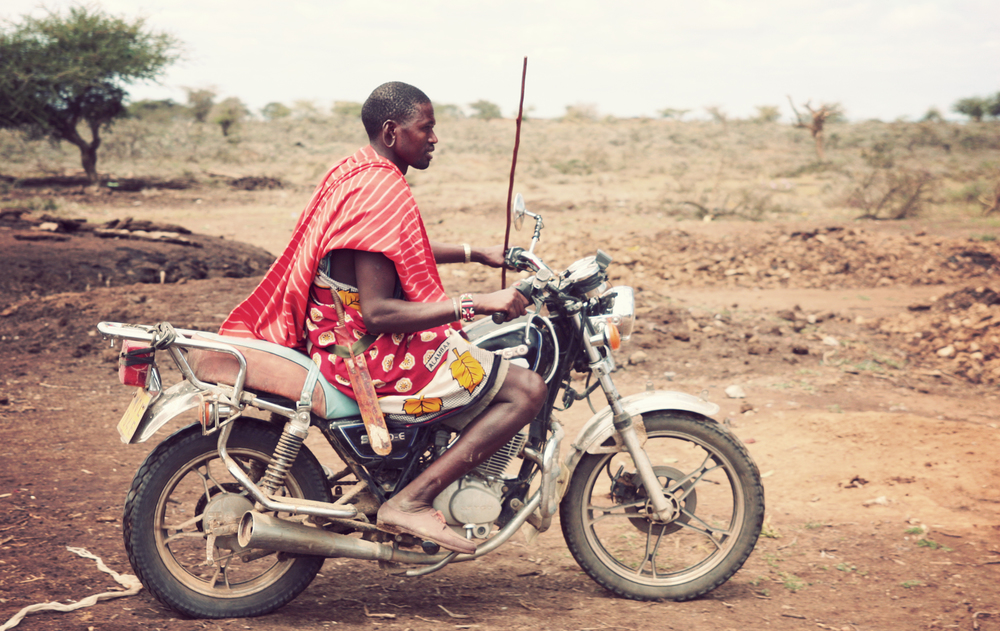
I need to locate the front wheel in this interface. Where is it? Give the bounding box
[561,412,764,601]
[122,420,331,618]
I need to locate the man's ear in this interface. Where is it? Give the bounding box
[381,120,397,148]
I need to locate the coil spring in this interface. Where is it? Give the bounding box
[259,430,304,495]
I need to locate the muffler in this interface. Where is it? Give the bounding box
[237,511,447,565]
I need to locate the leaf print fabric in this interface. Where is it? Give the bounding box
[305,279,503,426]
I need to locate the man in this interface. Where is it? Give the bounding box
[219,82,547,554]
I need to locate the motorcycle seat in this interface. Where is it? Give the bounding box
[186,331,361,420]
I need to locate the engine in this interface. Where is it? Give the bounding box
[432,430,527,539]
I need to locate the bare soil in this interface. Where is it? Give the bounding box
[1,183,998,631]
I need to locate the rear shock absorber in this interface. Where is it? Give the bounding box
[259,412,309,496]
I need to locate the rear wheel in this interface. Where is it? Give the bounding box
[561,412,764,601]
[122,420,330,618]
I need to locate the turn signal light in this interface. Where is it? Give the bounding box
[607,322,621,351]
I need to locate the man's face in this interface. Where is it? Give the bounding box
[393,102,437,171]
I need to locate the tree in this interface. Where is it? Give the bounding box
[128,98,186,123]
[753,105,781,124]
[184,87,216,122]
[469,100,501,120]
[291,99,324,120]
[658,108,690,120]
[210,97,248,136]
[261,101,291,121]
[919,107,944,123]
[704,105,728,125]
[787,96,842,162]
[562,103,599,122]
[433,102,465,119]
[331,100,362,118]
[987,93,1000,119]
[953,97,987,122]
[0,6,180,182]
[0,7,179,182]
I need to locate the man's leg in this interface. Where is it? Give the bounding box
[377,366,546,552]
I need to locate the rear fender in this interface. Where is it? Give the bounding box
[125,380,203,444]
[562,390,720,474]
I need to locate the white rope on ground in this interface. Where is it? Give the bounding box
[0,546,142,631]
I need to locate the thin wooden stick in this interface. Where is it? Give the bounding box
[502,57,527,289]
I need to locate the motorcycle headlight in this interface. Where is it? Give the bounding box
[595,287,635,342]
[589,286,635,342]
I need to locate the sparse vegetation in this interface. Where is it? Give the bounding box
[469,99,501,121]
[210,97,248,137]
[0,5,181,181]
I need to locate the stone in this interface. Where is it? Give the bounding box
[629,351,649,365]
[725,385,746,399]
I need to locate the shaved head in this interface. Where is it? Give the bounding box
[361,82,431,140]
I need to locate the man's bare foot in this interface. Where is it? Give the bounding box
[376,501,476,555]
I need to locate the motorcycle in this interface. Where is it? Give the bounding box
[97,194,764,619]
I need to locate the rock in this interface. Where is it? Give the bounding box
[740,401,755,413]
[936,345,956,358]
[862,496,890,507]
[663,371,676,381]
[725,385,746,399]
[791,345,809,355]
[776,309,798,322]
[629,351,648,365]
[822,336,839,346]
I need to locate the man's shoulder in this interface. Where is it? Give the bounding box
[333,146,401,182]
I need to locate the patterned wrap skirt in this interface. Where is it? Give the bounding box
[304,273,508,428]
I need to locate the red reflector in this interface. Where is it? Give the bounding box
[119,340,153,387]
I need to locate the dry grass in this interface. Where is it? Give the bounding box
[2,115,999,230]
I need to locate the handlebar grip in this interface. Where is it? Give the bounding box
[491,280,533,324]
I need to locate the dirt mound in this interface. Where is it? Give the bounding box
[0,174,195,191]
[634,225,1000,289]
[0,211,274,304]
[229,176,283,191]
[871,285,1000,384]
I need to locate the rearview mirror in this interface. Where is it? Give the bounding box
[512,193,526,231]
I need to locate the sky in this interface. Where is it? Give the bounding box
[4,0,999,122]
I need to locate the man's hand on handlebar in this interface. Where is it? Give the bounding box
[472,286,529,324]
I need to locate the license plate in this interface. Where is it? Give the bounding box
[117,388,153,443]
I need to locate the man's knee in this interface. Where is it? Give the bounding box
[511,367,546,410]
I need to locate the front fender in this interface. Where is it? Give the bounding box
[562,390,719,474]
[126,380,202,444]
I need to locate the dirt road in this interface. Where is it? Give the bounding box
[1,189,998,631]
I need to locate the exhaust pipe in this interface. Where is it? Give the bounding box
[237,511,448,565]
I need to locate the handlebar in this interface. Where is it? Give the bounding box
[492,279,534,324]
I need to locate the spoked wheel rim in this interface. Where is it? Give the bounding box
[153,448,306,599]
[577,429,747,587]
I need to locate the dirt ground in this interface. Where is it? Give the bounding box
[1,183,999,631]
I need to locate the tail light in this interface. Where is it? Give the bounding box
[119,341,154,387]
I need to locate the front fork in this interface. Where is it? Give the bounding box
[577,314,673,522]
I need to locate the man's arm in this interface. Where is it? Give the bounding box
[356,250,527,334]
[430,240,505,267]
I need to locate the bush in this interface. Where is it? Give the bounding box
[261,102,291,121]
[846,145,935,220]
[210,97,248,137]
[469,100,501,120]
[331,101,362,118]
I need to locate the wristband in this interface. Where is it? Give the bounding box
[462,243,472,264]
[460,293,475,322]
[451,296,461,321]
